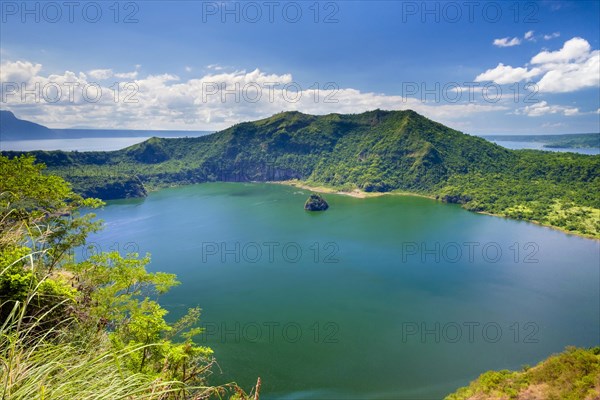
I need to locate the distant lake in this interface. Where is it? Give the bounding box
[3,135,598,155]
[490,140,599,155]
[0,129,211,151]
[0,137,150,151]
[84,183,600,399]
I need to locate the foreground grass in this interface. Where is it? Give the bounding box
[445,347,600,400]
[0,155,256,400]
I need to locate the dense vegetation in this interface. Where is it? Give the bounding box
[2,110,599,237]
[446,346,600,400]
[0,155,257,399]
[483,133,600,149]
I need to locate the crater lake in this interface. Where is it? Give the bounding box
[84,182,600,399]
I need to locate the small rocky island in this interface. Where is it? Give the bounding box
[304,194,329,211]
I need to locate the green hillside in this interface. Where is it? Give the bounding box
[446,347,600,400]
[3,110,599,237]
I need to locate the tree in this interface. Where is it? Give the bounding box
[0,155,257,399]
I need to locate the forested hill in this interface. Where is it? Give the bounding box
[2,110,516,189]
[2,110,599,238]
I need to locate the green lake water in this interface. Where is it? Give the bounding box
[86,183,600,399]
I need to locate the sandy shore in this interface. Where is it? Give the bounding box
[273,180,384,198]
[272,180,599,240]
[273,180,436,200]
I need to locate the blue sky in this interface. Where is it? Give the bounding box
[1,0,599,134]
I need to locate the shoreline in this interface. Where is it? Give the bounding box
[273,180,600,241]
[273,180,384,198]
[476,210,600,241]
[115,180,598,241]
[273,179,436,200]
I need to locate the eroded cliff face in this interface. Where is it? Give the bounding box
[71,175,148,200]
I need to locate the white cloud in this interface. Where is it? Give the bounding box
[185,66,192,72]
[475,37,600,93]
[493,37,521,47]
[516,101,579,117]
[532,38,600,93]
[0,60,42,82]
[522,31,560,42]
[87,69,113,80]
[475,63,541,84]
[207,64,224,71]
[563,108,580,116]
[535,52,599,93]
[1,60,511,130]
[531,37,591,64]
[114,71,138,79]
[544,32,560,40]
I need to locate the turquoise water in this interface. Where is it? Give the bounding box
[86,183,600,399]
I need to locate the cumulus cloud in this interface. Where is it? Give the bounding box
[493,37,521,47]
[475,37,600,93]
[516,101,579,117]
[524,31,535,41]
[0,60,511,130]
[475,63,541,84]
[535,53,599,93]
[531,37,591,64]
[0,60,42,82]
[532,38,600,93]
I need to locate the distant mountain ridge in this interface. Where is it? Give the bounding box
[0,110,212,141]
[0,110,56,140]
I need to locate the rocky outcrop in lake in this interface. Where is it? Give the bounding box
[304,194,329,211]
